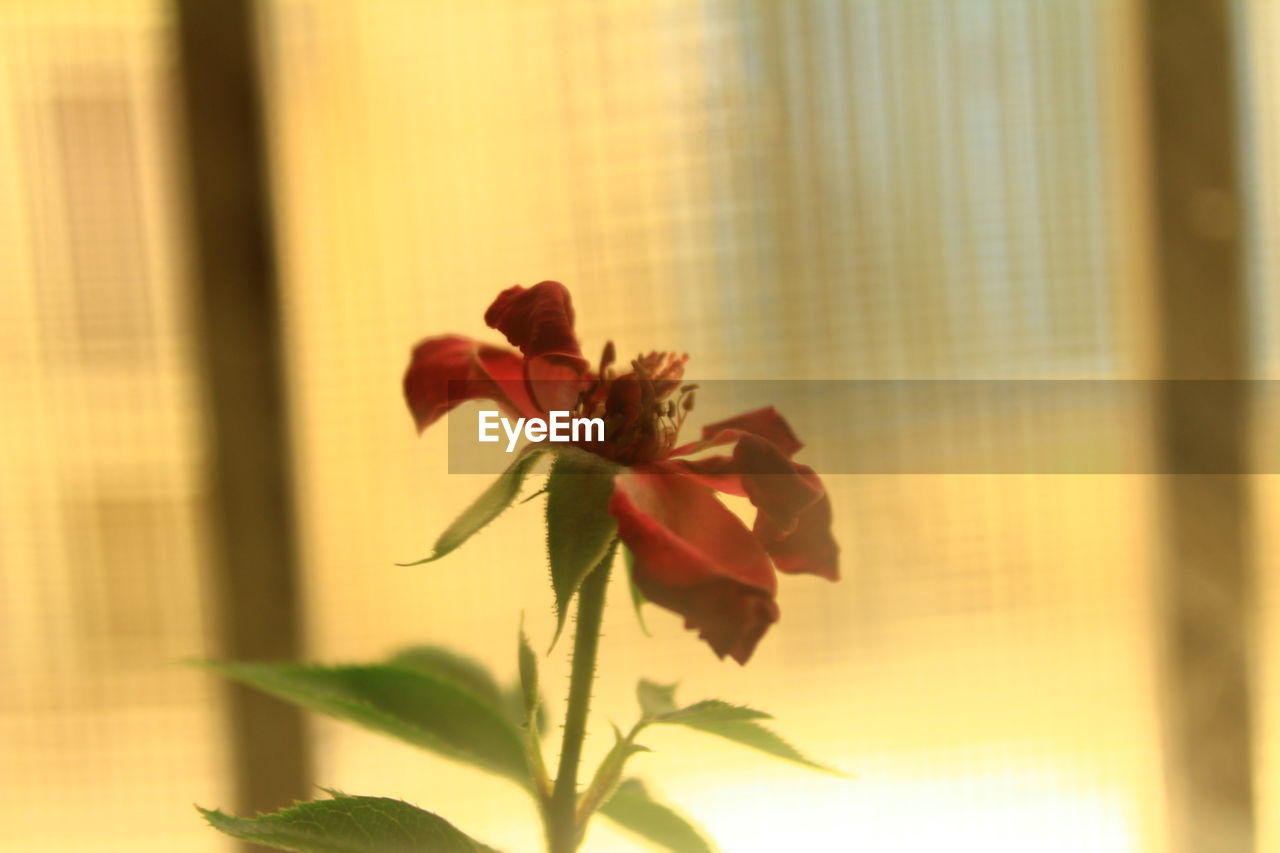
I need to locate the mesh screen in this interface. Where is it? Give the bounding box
[262,1,1162,850]
[7,0,1276,850]
[0,1,230,851]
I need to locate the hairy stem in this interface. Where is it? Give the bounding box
[547,549,613,853]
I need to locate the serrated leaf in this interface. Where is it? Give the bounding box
[517,625,539,725]
[637,679,679,718]
[199,793,502,852]
[662,717,837,774]
[389,644,543,734]
[387,645,506,711]
[655,699,772,726]
[599,779,717,853]
[203,662,528,785]
[546,447,619,635]
[400,446,547,565]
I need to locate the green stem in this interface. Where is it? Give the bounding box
[548,548,613,853]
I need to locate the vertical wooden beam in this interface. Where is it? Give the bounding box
[1141,2,1255,851]
[173,0,312,823]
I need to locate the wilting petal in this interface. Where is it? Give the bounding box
[403,335,535,432]
[610,467,779,664]
[661,434,836,580]
[484,281,584,360]
[701,406,803,456]
[484,281,591,411]
[732,434,824,533]
[757,491,839,580]
[526,352,593,412]
[668,406,804,460]
[663,434,822,537]
[658,454,743,495]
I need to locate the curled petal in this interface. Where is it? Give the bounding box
[757,492,840,581]
[484,281,591,410]
[732,434,824,534]
[658,454,743,495]
[526,353,593,412]
[662,435,836,581]
[403,335,535,432]
[610,467,778,664]
[484,281,584,360]
[667,406,804,460]
[700,406,803,457]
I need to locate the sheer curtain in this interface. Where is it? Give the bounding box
[0,2,229,850]
[263,1,1162,850]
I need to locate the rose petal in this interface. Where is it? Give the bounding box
[484,282,591,412]
[664,436,822,538]
[403,335,535,432]
[701,406,803,456]
[730,434,824,533]
[610,467,779,664]
[659,455,745,496]
[757,492,840,581]
[661,436,835,580]
[667,406,804,460]
[526,352,593,412]
[484,281,584,360]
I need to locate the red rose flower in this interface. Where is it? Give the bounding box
[404,281,838,664]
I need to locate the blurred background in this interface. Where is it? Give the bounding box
[0,0,1276,851]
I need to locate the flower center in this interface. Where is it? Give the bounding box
[571,344,695,465]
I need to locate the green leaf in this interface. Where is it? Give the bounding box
[655,699,772,726]
[546,447,619,635]
[517,624,539,725]
[202,662,528,785]
[599,779,718,853]
[389,643,544,734]
[400,446,547,565]
[636,680,838,774]
[199,793,502,852]
[387,645,505,711]
[661,717,837,775]
[637,679,679,718]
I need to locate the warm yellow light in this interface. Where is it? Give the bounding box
[683,768,1140,853]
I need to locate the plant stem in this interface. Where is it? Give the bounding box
[548,549,613,853]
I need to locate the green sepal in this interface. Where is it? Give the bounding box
[545,447,619,640]
[622,545,651,635]
[517,622,539,726]
[399,446,547,565]
[599,779,718,853]
[576,724,651,823]
[200,661,529,786]
[503,682,548,736]
[523,720,552,813]
[199,792,502,853]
